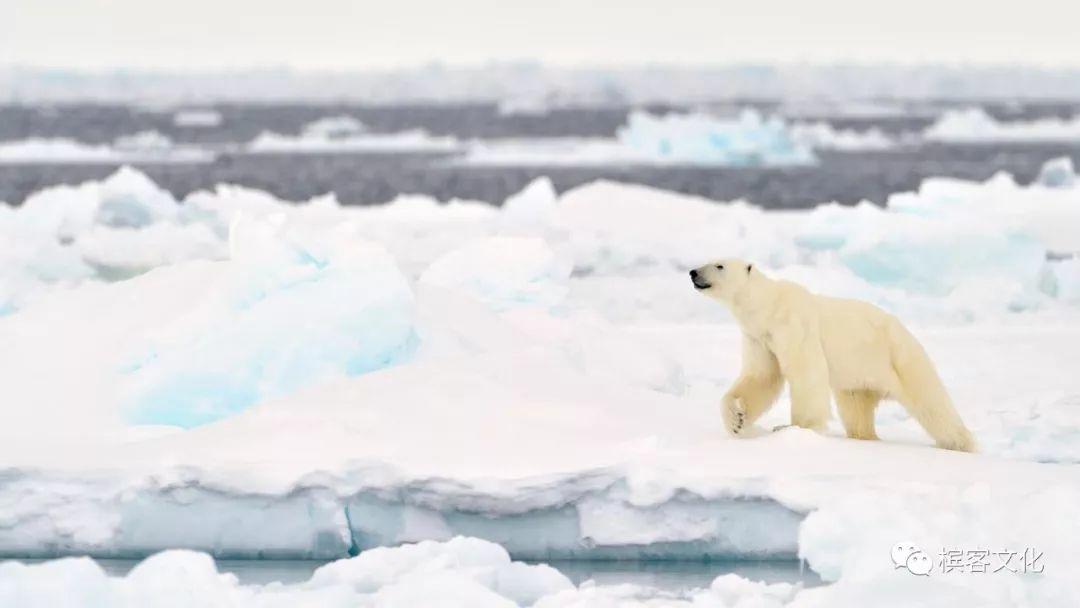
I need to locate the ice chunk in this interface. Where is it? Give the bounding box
[76,222,226,279]
[0,558,114,607]
[554,180,792,275]
[0,539,571,608]
[0,138,124,164]
[464,113,890,167]
[301,115,367,139]
[0,136,213,164]
[1036,156,1077,188]
[790,121,896,150]
[247,129,461,153]
[0,167,205,307]
[173,109,222,128]
[310,537,572,605]
[499,176,558,228]
[616,109,815,166]
[123,216,417,427]
[113,130,175,151]
[840,230,1046,298]
[1047,257,1080,302]
[95,166,179,228]
[925,107,1080,142]
[420,236,571,310]
[796,483,1080,605]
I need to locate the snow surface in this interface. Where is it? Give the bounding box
[2,166,1080,605]
[419,236,571,311]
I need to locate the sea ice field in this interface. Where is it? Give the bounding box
[1,147,1079,605]
[4,102,1080,208]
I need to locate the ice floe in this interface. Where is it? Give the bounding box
[2,164,1079,606]
[925,107,1080,142]
[247,125,461,153]
[173,109,223,128]
[464,110,899,166]
[0,136,214,164]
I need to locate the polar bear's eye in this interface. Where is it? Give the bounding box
[716,264,724,270]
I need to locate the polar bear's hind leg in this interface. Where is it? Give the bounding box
[888,323,977,452]
[836,389,880,440]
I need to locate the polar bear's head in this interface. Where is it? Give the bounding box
[689,258,755,302]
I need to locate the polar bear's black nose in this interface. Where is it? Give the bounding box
[689,269,699,279]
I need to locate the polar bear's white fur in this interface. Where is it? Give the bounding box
[690,259,976,452]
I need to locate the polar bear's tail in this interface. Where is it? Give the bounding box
[888,321,977,453]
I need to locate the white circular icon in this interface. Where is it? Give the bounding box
[891,542,919,568]
[905,550,933,576]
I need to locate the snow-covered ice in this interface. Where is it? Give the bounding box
[789,121,896,151]
[122,218,418,428]
[247,121,461,153]
[463,110,897,166]
[173,109,223,128]
[925,107,1080,142]
[1,164,1079,605]
[0,136,214,164]
[1036,156,1077,188]
[420,237,571,311]
[0,538,574,607]
[614,110,815,165]
[299,115,367,139]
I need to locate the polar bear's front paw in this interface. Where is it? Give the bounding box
[723,396,747,436]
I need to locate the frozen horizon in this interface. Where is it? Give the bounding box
[7,63,1080,103]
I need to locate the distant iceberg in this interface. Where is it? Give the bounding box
[614,110,816,165]
[463,110,895,166]
[925,107,1080,142]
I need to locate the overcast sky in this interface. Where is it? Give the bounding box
[3,0,1080,70]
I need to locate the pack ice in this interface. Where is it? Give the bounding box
[463,109,891,166]
[1,164,1079,606]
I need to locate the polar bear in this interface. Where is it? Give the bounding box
[690,259,975,452]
